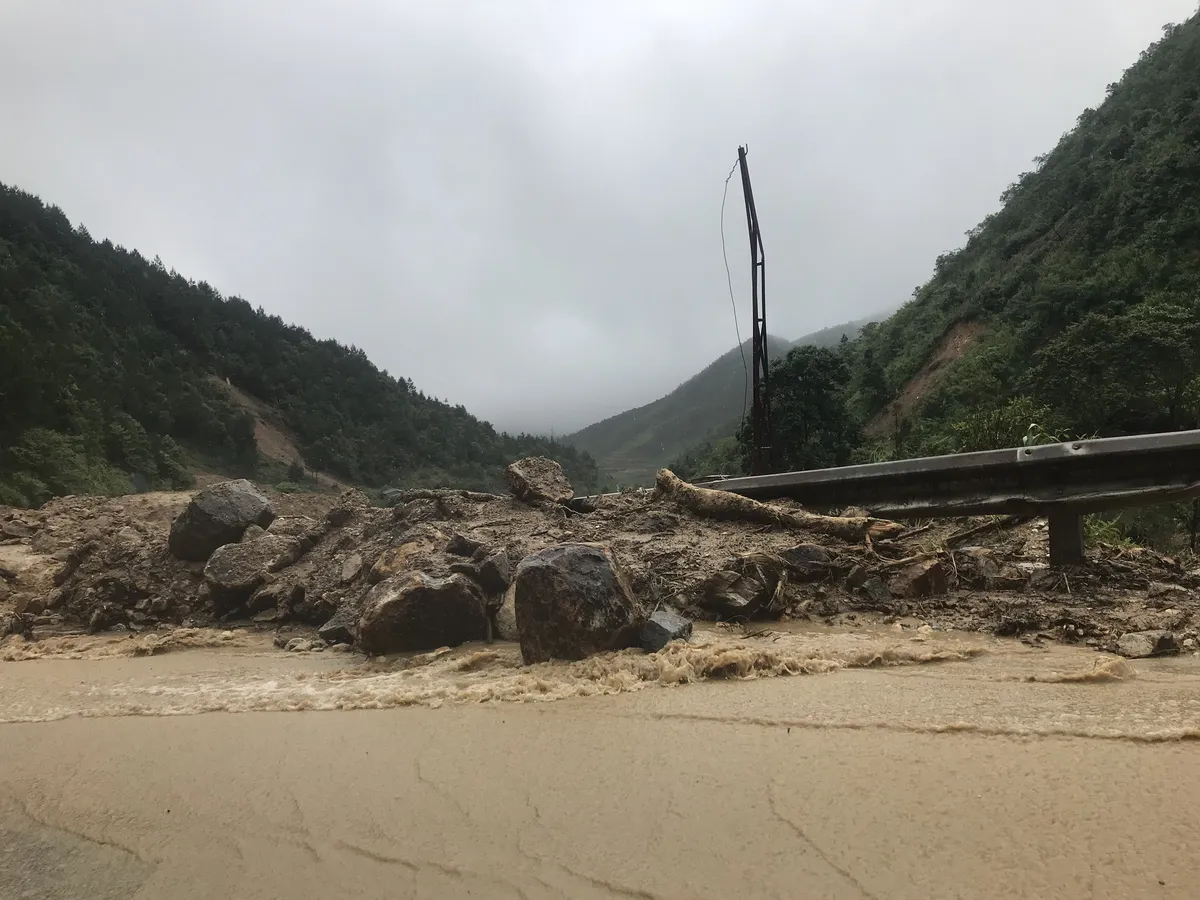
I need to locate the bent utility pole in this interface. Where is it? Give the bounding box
[738,145,772,475]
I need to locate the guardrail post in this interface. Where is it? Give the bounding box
[1048,509,1085,566]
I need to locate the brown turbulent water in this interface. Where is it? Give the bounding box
[3,624,1199,899]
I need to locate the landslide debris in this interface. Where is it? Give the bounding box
[2,462,1200,660]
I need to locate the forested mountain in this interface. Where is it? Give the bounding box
[567,317,876,485]
[844,15,1200,457]
[0,185,602,507]
[676,12,1200,547]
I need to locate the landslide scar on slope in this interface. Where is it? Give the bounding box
[865,320,987,438]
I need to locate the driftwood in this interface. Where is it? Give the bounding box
[654,469,904,543]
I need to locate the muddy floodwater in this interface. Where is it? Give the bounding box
[3,624,1200,899]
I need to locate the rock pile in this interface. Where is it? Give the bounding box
[4,461,1200,661]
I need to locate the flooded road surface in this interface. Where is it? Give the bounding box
[3,625,1199,898]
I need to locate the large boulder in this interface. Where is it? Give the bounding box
[357,572,489,654]
[513,543,645,664]
[203,535,302,611]
[169,479,275,562]
[505,457,573,504]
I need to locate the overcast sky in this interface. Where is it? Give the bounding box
[1,1,1195,433]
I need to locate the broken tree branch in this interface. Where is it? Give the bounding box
[654,469,904,543]
[945,515,1025,547]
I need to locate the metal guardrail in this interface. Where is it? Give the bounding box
[709,430,1200,564]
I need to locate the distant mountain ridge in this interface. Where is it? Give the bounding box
[566,316,881,484]
[0,183,603,506]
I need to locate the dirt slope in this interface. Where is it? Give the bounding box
[866,320,987,438]
[208,376,348,490]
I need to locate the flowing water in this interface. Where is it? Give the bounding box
[3,624,1199,899]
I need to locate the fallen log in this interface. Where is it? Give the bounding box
[654,469,904,543]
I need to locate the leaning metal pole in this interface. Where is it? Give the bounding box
[737,146,771,475]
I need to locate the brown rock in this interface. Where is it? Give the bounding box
[204,535,303,610]
[513,543,645,664]
[696,569,766,617]
[369,526,447,583]
[956,548,1000,588]
[447,532,486,557]
[495,582,519,641]
[268,515,318,538]
[505,457,573,504]
[326,489,370,527]
[248,578,306,615]
[888,559,948,599]
[340,553,364,584]
[1,520,32,539]
[357,572,488,654]
[12,592,43,615]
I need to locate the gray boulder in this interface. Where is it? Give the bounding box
[858,575,894,608]
[505,457,573,504]
[357,572,489,654]
[476,549,511,596]
[513,543,645,664]
[318,605,359,645]
[639,610,693,652]
[169,479,275,562]
[1116,630,1178,659]
[203,535,302,611]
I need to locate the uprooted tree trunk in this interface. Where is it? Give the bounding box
[654,469,903,543]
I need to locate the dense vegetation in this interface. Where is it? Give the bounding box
[675,13,1200,549]
[0,185,602,506]
[849,16,1200,454]
[567,317,876,485]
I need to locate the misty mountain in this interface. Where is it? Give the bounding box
[566,318,879,485]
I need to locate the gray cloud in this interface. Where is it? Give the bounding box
[2,0,1195,433]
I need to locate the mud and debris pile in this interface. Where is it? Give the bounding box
[3,456,1200,660]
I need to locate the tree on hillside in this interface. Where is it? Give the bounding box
[1024,297,1200,435]
[740,345,861,472]
[0,183,603,505]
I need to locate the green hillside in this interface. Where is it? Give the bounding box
[846,14,1200,454]
[567,318,876,485]
[679,13,1200,548]
[0,185,602,507]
